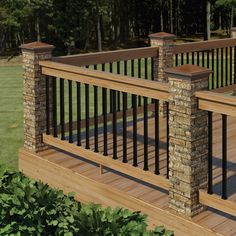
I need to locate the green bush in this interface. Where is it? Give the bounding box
[0,170,174,236]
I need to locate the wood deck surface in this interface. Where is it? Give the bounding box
[21,113,236,235]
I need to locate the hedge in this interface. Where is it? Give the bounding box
[0,170,174,236]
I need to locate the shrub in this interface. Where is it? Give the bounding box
[0,170,174,236]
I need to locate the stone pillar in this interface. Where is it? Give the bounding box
[149,32,175,115]
[20,42,54,152]
[165,64,211,218]
[231,28,236,83]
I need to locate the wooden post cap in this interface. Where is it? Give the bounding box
[148,32,176,40]
[20,42,55,52]
[165,64,212,80]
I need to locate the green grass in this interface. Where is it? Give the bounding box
[0,65,23,171]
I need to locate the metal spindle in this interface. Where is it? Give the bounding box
[166,103,169,179]
[143,97,148,171]
[133,95,138,167]
[151,57,154,80]
[60,78,65,140]
[46,76,50,135]
[52,77,57,137]
[181,53,184,65]
[85,84,90,149]
[212,49,215,89]
[112,90,117,159]
[197,51,200,66]
[221,48,224,87]
[208,111,213,194]
[123,92,127,163]
[110,63,113,113]
[230,47,233,85]
[103,88,108,156]
[216,48,219,88]
[68,80,73,143]
[192,52,195,65]
[145,58,148,80]
[186,53,189,64]
[175,54,178,66]
[226,47,228,87]
[202,51,205,67]
[94,85,99,152]
[222,114,227,199]
[138,58,142,106]
[77,82,81,146]
[117,61,121,111]
[154,100,160,175]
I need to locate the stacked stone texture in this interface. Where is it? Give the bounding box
[149,33,175,116]
[21,44,53,152]
[167,66,210,218]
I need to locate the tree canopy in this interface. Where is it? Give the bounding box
[0,0,235,55]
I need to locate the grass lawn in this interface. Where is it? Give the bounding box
[0,65,23,171]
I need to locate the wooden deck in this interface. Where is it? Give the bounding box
[19,113,236,236]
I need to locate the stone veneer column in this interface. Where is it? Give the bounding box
[20,42,54,152]
[149,32,175,115]
[165,64,211,218]
[231,28,236,83]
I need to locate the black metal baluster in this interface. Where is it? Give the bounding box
[94,64,97,70]
[77,82,81,146]
[85,84,90,149]
[94,85,99,152]
[52,77,58,137]
[230,47,233,85]
[221,48,224,87]
[151,57,154,80]
[124,60,128,76]
[46,76,50,135]
[181,53,184,65]
[143,97,148,171]
[123,92,127,163]
[145,58,148,80]
[207,51,210,88]
[166,102,169,179]
[212,49,215,89]
[208,111,213,194]
[112,90,117,159]
[102,63,105,72]
[138,58,142,106]
[68,80,73,143]
[103,88,108,156]
[117,61,121,111]
[110,63,113,113]
[60,78,65,140]
[216,48,219,88]
[226,47,228,87]
[175,54,178,66]
[197,51,200,66]
[202,51,205,67]
[133,94,138,167]
[222,114,227,199]
[186,52,189,64]
[155,100,160,175]
[192,52,195,65]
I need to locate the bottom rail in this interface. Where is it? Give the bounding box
[199,189,236,217]
[43,134,170,190]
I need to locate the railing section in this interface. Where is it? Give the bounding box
[40,61,170,189]
[173,38,236,90]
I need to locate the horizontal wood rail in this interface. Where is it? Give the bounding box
[56,103,155,134]
[196,91,236,116]
[199,190,236,217]
[40,61,169,101]
[173,38,236,54]
[52,47,158,66]
[43,134,170,190]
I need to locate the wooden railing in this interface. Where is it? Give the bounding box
[39,60,170,190]
[196,87,236,217]
[173,38,236,90]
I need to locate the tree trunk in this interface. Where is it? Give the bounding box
[170,0,173,33]
[206,0,211,40]
[97,15,102,51]
[35,16,41,42]
[160,9,164,31]
[219,11,222,30]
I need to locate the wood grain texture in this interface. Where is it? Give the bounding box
[173,38,236,54]
[52,47,158,66]
[19,148,222,236]
[40,61,169,101]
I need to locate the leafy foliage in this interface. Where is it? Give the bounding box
[0,170,174,235]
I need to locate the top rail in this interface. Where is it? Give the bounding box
[173,38,236,54]
[52,47,158,66]
[39,61,169,101]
